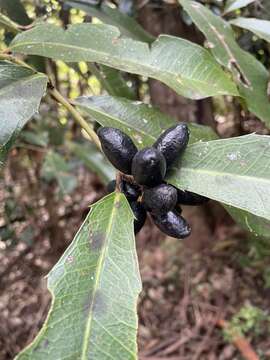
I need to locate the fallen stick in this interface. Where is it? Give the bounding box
[217,319,259,360]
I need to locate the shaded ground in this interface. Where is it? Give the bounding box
[137,235,270,359]
[1,154,270,360]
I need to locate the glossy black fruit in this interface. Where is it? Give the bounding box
[107,179,141,201]
[122,181,141,201]
[143,183,177,214]
[154,124,189,167]
[97,127,138,174]
[130,201,147,234]
[151,211,191,239]
[131,147,166,186]
[177,189,209,206]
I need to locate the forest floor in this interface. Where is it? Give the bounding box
[1,157,270,360]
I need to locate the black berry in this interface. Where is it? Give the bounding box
[97,127,138,174]
[143,183,177,214]
[131,147,166,186]
[130,201,147,234]
[151,211,191,239]
[154,124,189,167]
[122,181,141,201]
[177,189,209,206]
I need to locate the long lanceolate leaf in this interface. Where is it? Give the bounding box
[16,193,142,360]
[230,18,270,43]
[224,0,256,14]
[168,134,270,221]
[10,23,238,99]
[65,0,154,43]
[226,206,270,239]
[179,0,270,127]
[0,61,47,166]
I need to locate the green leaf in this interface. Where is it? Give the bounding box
[167,134,270,221]
[88,64,136,100]
[0,61,47,167]
[67,140,116,184]
[74,95,218,148]
[16,193,142,360]
[225,205,270,239]
[41,150,77,195]
[230,18,270,43]
[224,0,256,14]
[179,0,270,127]
[20,130,49,148]
[0,0,30,25]
[10,23,239,99]
[65,0,154,43]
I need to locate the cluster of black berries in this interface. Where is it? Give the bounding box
[97,124,209,239]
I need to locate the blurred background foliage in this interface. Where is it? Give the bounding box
[1,0,270,359]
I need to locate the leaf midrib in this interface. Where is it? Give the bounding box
[170,167,270,220]
[81,193,135,359]
[175,166,270,185]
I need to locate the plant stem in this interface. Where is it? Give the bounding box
[115,172,122,192]
[0,13,21,34]
[0,51,102,150]
[0,53,34,70]
[49,87,101,150]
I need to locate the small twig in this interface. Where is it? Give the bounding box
[217,319,260,360]
[142,335,179,357]
[49,86,101,150]
[193,312,222,360]
[162,327,199,356]
[0,52,34,70]
[2,47,11,54]
[122,174,135,183]
[0,13,22,34]
[19,23,35,31]
[115,172,122,192]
